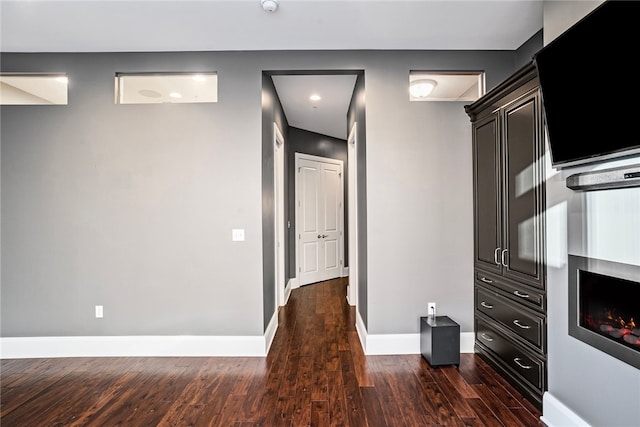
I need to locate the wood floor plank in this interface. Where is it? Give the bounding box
[359,386,389,427]
[0,279,542,427]
[471,383,529,427]
[466,397,506,427]
[326,369,348,427]
[430,368,478,419]
[311,399,330,426]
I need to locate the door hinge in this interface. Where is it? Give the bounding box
[339,172,342,178]
[298,167,301,173]
[299,267,301,272]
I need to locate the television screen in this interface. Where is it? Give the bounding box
[534,1,640,168]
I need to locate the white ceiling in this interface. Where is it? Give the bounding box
[272,74,358,139]
[0,0,543,139]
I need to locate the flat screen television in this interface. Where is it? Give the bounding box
[533,0,640,169]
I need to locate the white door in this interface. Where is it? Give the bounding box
[297,155,343,286]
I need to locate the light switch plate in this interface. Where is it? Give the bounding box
[232,229,245,241]
[95,305,104,318]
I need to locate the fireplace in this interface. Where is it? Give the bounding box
[569,255,640,369]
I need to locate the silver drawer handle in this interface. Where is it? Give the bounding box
[494,248,501,265]
[514,290,530,298]
[513,319,531,329]
[480,277,493,284]
[480,333,494,342]
[501,249,508,267]
[513,357,532,370]
[480,301,493,309]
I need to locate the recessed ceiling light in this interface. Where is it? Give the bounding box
[309,94,321,101]
[192,75,206,82]
[169,92,182,99]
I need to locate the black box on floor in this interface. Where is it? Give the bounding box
[420,315,460,367]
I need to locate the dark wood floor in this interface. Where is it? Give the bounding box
[1,278,543,426]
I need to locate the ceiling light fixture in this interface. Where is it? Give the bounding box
[169,92,182,99]
[261,0,279,12]
[309,94,321,101]
[410,79,438,98]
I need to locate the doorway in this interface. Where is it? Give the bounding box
[263,70,366,330]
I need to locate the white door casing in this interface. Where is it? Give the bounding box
[274,123,286,307]
[347,123,358,306]
[296,154,344,286]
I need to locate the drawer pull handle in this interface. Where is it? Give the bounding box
[480,277,493,284]
[494,248,501,265]
[480,333,494,342]
[513,357,533,370]
[514,290,530,298]
[513,319,531,329]
[480,301,494,309]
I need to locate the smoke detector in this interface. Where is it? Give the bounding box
[261,0,279,12]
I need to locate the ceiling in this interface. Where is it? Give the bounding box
[0,0,543,139]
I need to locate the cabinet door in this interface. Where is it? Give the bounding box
[502,91,545,288]
[473,113,502,275]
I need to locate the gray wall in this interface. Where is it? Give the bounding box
[2,52,266,336]
[515,29,543,68]
[286,127,348,280]
[542,2,640,425]
[261,73,289,331]
[546,156,640,427]
[2,49,516,340]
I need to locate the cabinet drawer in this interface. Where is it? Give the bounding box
[476,286,545,349]
[476,319,545,391]
[475,271,545,312]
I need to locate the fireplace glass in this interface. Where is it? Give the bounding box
[579,270,640,352]
[569,255,640,369]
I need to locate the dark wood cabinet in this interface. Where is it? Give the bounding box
[466,62,547,408]
[471,70,545,290]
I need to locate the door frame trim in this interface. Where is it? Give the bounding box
[295,152,345,285]
[347,122,358,306]
[273,123,287,308]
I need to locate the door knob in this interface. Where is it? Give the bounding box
[318,234,322,239]
[322,234,328,238]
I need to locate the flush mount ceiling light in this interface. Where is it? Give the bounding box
[410,79,438,98]
[261,0,279,12]
[309,94,321,101]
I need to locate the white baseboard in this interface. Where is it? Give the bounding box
[289,277,300,290]
[1,335,271,359]
[264,311,279,354]
[284,280,293,304]
[541,392,591,427]
[355,310,367,350]
[353,318,475,356]
[365,333,420,355]
[460,332,475,353]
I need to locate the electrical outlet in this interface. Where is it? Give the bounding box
[428,302,436,318]
[95,305,104,318]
